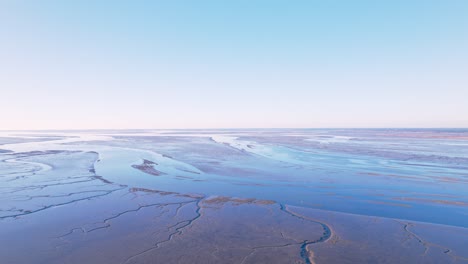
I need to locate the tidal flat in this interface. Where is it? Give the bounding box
[0,129,467,263]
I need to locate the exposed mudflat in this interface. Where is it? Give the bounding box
[0,129,467,263]
[132,159,166,176]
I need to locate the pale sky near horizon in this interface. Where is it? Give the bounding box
[1,1,467,129]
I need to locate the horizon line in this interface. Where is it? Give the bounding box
[1,127,468,131]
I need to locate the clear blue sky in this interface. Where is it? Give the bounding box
[1,0,467,129]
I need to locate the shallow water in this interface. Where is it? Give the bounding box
[1,129,467,263]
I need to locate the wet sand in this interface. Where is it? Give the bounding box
[132,159,166,176]
[1,129,467,263]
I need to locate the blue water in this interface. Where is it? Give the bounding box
[2,129,467,227]
[79,129,468,227]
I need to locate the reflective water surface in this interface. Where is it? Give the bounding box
[1,129,467,263]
